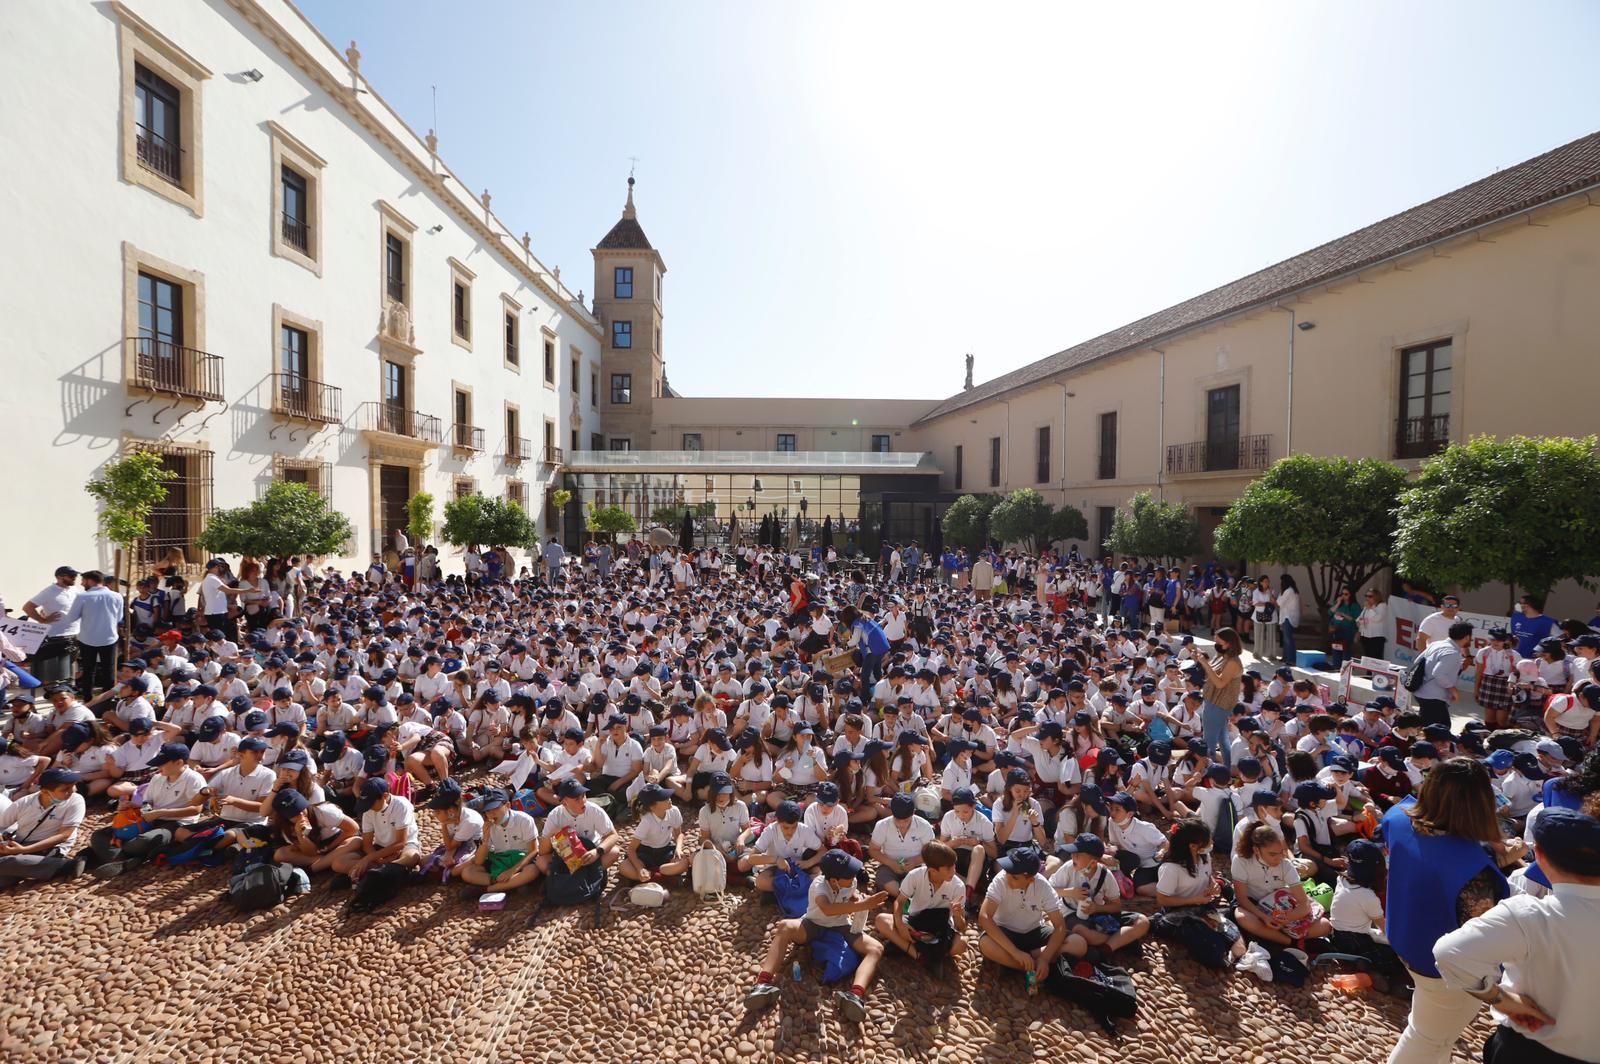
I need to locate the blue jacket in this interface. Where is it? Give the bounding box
[1380,799,1506,977]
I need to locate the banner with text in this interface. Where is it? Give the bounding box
[1386,596,1509,691]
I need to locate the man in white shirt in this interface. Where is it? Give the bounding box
[1414,595,1461,651]
[23,566,81,685]
[1433,808,1600,1064]
[200,558,247,643]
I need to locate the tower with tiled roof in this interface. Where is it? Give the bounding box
[593,175,667,449]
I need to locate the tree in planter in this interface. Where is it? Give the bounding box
[941,494,999,551]
[406,492,436,547]
[1214,455,1407,636]
[195,482,354,560]
[585,504,637,539]
[1103,491,1202,565]
[1393,435,1600,606]
[84,450,175,645]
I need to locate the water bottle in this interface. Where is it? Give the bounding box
[791,961,803,983]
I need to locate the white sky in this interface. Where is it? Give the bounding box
[296,0,1600,398]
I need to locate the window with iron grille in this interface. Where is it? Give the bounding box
[1036,425,1051,484]
[1396,339,1452,458]
[507,480,526,508]
[273,455,332,503]
[280,165,309,253]
[989,437,1001,487]
[135,443,213,565]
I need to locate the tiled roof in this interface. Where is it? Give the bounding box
[596,217,654,251]
[917,129,1600,424]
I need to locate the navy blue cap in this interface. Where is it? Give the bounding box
[238,736,269,753]
[38,767,81,788]
[997,846,1043,876]
[775,800,802,823]
[273,788,310,816]
[819,848,864,879]
[357,777,390,811]
[1532,808,1600,876]
[1061,833,1105,858]
[950,786,977,806]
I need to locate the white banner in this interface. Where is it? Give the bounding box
[0,617,49,655]
[1385,595,1509,691]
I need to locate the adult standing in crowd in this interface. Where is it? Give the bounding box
[1411,621,1473,731]
[1277,573,1302,665]
[199,558,245,643]
[1195,627,1243,768]
[1358,588,1389,661]
[1383,758,1517,1064]
[23,566,80,685]
[1415,594,1462,652]
[60,571,123,702]
[1433,807,1600,1064]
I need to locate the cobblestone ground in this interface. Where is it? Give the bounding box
[0,790,1491,1064]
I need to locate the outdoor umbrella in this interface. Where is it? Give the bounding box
[821,514,834,550]
[759,514,772,547]
[679,508,694,551]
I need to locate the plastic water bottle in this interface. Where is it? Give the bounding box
[792,961,803,983]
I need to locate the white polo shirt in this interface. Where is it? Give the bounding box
[939,807,996,845]
[755,822,821,863]
[143,767,208,824]
[984,872,1063,933]
[28,583,79,638]
[0,791,86,849]
[361,795,419,849]
[805,874,859,928]
[208,763,277,824]
[899,865,966,916]
[541,801,615,841]
[597,736,645,777]
[445,806,485,844]
[485,808,539,854]
[633,805,682,848]
[871,814,935,863]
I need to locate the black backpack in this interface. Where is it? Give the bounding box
[1401,651,1429,693]
[228,862,294,911]
[545,859,607,906]
[1045,959,1137,1035]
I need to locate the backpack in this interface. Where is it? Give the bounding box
[1045,960,1137,1033]
[692,846,727,898]
[229,861,295,911]
[913,784,942,820]
[349,864,417,913]
[771,865,812,919]
[809,927,862,984]
[1401,651,1429,693]
[545,859,607,906]
[155,823,228,867]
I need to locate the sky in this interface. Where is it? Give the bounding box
[294,0,1600,400]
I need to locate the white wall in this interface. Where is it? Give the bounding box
[0,0,600,593]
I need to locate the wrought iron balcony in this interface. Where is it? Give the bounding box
[1395,414,1449,459]
[135,125,182,184]
[127,337,224,402]
[270,372,341,424]
[1165,433,1272,475]
[453,423,485,451]
[358,402,441,444]
[281,213,311,254]
[506,437,532,464]
[542,446,565,466]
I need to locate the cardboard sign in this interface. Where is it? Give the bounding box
[0,617,49,655]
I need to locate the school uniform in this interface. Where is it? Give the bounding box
[0,792,87,884]
[984,872,1063,952]
[361,796,420,851]
[542,802,615,846]
[803,875,864,943]
[208,764,277,825]
[871,815,936,889]
[698,800,751,853]
[754,822,821,865]
[632,806,683,869]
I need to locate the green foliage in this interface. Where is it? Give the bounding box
[1215,455,1408,631]
[941,494,999,551]
[989,489,1083,553]
[550,489,573,510]
[1048,502,1089,546]
[650,501,717,526]
[84,450,174,548]
[1393,435,1600,600]
[195,482,353,559]
[1103,491,1202,564]
[586,505,638,536]
[441,493,535,548]
[406,492,435,545]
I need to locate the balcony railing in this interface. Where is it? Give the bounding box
[386,276,406,304]
[506,437,532,463]
[270,372,341,424]
[1396,413,1449,459]
[135,125,182,185]
[542,446,565,466]
[1165,433,1273,475]
[128,337,224,402]
[281,213,311,254]
[358,402,441,444]
[453,424,485,451]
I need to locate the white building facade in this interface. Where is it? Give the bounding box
[0,0,601,590]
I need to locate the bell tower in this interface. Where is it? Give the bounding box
[592,176,666,450]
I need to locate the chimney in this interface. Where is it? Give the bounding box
[963,353,974,391]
